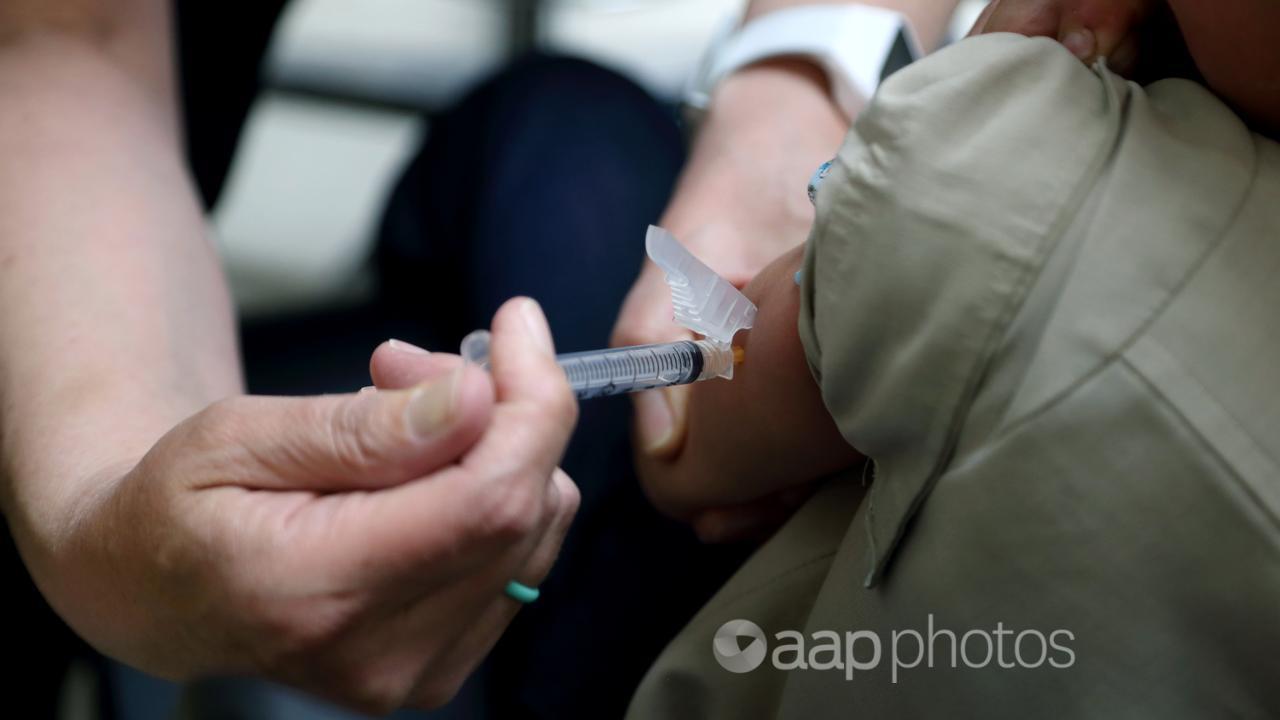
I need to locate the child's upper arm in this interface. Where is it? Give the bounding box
[636,245,862,520]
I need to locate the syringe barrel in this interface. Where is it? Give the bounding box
[557,340,728,400]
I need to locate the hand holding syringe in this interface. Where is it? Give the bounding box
[462,226,757,400]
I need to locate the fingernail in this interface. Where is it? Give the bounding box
[406,374,458,438]
[359,385,377,395]
[1060,28,1096,60]
[388,338,430,355]
[519,299,555,354]
[635,390,675,453]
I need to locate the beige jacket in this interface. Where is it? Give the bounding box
[628,34,1280,719]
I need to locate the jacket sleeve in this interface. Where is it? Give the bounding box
[797,33,1126,585]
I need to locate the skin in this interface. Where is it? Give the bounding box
[0,2,579,712]
[626,0,1280,541]
[1164,0,1280,131]
[968,0,1162,74]
[974,0,1280,130]
[612,0,962,542]
[634,247,864,536]
[7,0,1273,707]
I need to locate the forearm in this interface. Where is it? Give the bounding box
[667,0,963,256]
[628,0,959,528]
[0,25,241,539]
[661,58,846,274]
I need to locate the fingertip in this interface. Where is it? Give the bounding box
[519,298,556,355]
[369,341,397,386]
[388,338,430,355]
[493,297,555,356]
[664,385,690,450]
[451,363,497,448]
[550,468,581,526]
[1059,26,1097,60]
[1064,1,1148,69]
[370,341,459,390]
[489,298,574,412]
[392,364,493,471]
[634,387,687,459]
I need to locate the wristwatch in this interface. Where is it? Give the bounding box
[685,4,922,124]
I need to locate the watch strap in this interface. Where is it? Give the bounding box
[686,4,921,121]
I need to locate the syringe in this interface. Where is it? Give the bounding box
[460,225,757,400]
[460,331,743,400]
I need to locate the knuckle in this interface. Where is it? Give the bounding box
[189,396,248,449]
[502,404,564,454]
[559,478,582,519]
[475,476,542,541]
[548,386,579,428]
[492,492,542,540]
[522,383,578,430]
[551,470,582,521]
[318,398,385,476]
[196,396,237,427]
[251,601,350,674]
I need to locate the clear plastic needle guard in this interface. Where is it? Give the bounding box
[461,226,757,399]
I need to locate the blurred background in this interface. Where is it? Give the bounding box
[23,1,988,718]
[217,0,747,319]
[214,0,984,319]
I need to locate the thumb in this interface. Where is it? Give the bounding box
[633,384,690,459]
[1057,0,1153,71]
[195,368,494,493]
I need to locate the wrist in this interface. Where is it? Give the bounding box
[3,441,137,593]
[665,59,848,255]
[708,57,853,137]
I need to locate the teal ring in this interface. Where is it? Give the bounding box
[504,580,541,604]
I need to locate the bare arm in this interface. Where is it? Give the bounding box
[0,1,240,536]
[634,247,863,528]
[0,8,583,709]
[616,0,961,347]
[614,0,959,540]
